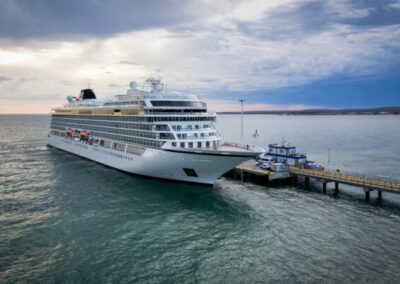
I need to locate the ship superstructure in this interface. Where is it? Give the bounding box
[48,78,260,184]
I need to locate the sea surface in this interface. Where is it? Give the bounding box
[1,114,400,283]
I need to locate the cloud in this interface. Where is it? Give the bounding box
[389,1,400,9]
[119,60,140,65]
[0,0,399,113]
[207,102,325,112]
[232,0,399,41]
[108,83,122,88]
[0,0,214,40]
[0,75,12,83]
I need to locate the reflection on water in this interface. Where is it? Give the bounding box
[1,114,400,283]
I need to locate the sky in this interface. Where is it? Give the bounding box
[0,0,399,113]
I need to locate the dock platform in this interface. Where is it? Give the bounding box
[233,160,290,181]
[228,160,400,201]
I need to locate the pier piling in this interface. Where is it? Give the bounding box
[229,161,400,204]
[334,182,339,194]
[364,188,370,201]
[287,165,400,202]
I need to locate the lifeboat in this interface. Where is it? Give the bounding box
[81,130,90,136]
[74,130,81,136]
[67,128,73,133]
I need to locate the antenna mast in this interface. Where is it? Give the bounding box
[239,99,245,144]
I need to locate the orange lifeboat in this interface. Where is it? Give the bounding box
[67,128,73,133]
[74,130,81,136]
[81,130,90,136]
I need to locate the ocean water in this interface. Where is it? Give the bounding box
[1,114,400,283]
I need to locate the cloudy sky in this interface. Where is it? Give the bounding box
[0,0,400,113]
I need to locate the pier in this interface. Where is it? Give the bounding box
[229,160,400,201]
[288,166,400,200]
[235,160,290,180]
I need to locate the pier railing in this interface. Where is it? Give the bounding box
[287,166,400,193]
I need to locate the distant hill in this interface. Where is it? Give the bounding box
[217,106,400,115]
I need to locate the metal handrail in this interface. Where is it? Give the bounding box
[172,127,214,132]
[287,166,400,191]
[144,112,216,116]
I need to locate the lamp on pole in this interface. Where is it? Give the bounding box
[239,99,245,145]
[327,148,331,172]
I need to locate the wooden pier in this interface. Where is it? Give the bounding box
[228,160,400,201]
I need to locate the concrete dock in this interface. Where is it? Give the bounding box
[228,160,400,201]
[235,160,291,180]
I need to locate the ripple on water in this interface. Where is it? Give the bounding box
[1,115,400,283]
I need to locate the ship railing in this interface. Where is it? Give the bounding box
[287,166,400,190]
[133,94,200,100]
[289,153,307,157]
[144,112,216,116]
[265,152,307,157]
[221,142,264,152]
[177,134,218,140]
[172,127,214,132]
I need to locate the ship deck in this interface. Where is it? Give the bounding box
[215,145,252,152]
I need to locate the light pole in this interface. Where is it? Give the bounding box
[239,99,245,145]
[327,148,330,172]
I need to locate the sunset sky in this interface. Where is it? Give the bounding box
[0,0,400,113]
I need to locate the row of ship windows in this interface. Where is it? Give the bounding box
[51,118,169,131]
[54,114,151,122]
[92,132,164,147]
[269,149,296,154]
[51,119,218,139]
[52,121,219,141]
[51,129,150,155]
[176,133,216,139]
[104,101,142,106]
[51,128,218,149]
[171,141,217,148]
[150,100,205,107]
[51,122,174,140]
[171,124,210,131]
[152,116,216,122]
[52,127,165,148]
[53,118,213,135]
[53,114,215,122]
[53,123,214,142]
[52,117,212,133]
[51,121,219,142]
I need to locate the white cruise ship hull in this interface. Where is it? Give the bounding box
[47,135,256,185]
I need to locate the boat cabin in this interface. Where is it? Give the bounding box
[268,143,306,165]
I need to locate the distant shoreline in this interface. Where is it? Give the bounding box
[217,106,400,115]
[1,106,399,116]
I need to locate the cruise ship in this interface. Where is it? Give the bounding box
[47,78,261,185]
